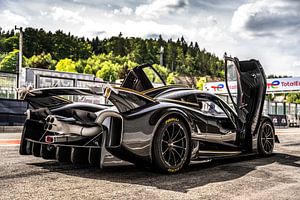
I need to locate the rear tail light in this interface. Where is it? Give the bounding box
[45,136,54,143]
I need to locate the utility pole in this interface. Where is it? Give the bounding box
[15,26,23,97]
[160,46,164,66]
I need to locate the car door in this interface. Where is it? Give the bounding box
[197,95,238,147]
[224,55,267,151]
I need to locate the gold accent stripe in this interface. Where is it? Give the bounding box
[142,84,188,93]
[112,86,157,102]
[104,88,111,99]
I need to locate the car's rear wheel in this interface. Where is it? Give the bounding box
[258,121,275,156]
[152,117,190,173]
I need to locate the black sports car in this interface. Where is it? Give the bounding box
[19,55,279,173]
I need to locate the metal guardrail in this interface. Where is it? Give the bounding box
[0,98,28,126]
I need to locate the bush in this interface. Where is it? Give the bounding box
[96,61,120,82]
[196,77,207,90]
[0,50,19,72]
[55,58,77,73]
[152,64,168,80]
[27,53,56,69]
[83,64,93,74]
[167,72,177,84]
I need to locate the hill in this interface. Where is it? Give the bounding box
[0,27,224,87]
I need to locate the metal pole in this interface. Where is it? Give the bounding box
[14,26,23,98]
[18,28,23,87]
[160,46,164,66]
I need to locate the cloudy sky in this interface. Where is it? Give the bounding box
[0,0,299,76]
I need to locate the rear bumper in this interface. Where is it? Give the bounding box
[19,119,107,167]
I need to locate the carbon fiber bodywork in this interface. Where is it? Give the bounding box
[19,59,278,170]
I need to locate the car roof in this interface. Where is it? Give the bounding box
[155,88,218,100]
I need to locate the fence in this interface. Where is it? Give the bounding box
[0,98,28,126]
[0,72,17,99]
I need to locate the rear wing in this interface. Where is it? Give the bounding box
[19,87,105,109]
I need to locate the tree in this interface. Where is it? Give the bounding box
[0,27,225,79]
[196,77,207,90]
[166,40,177,71]
[27,53,56,69]
[130,39,147,64]
[0,35,18,53]
[96,61,119,82]
[152,64,168,80]
[83,64,93,74]
[0,53,5,63]
[167,72,177,84]
[0,50,19,72]
[76,59,87,73]
[55,58,77,73]
[286,93,300,103]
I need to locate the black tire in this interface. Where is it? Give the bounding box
[19,125,29,155]
[258,121,275,156]
[152,117,190,173]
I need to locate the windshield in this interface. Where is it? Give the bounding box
[142,67,164,87]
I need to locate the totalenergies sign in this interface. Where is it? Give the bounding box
[203,77,300,94]
[267,78,300,92]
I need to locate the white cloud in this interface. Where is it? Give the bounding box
[207,16,218,26]
[135,0,188,19]
[82,19,188,39]
[50,7,84,24]
[292,61,300,68]
[0,10,29,29]
[113,6,133,16]
[231,0,300,38]
[0,0,299,77]
[228,0,300,77]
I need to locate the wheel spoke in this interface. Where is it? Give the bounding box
[265,141,270,151]
[171,128,181,140]
[171,150,177,166]
[173,148,183,158]
[167,150,172,164]
[266,129,271,137]
[172,124,175,138]
[173,144,186,150]
[265,140,273,152]
[162,148,169,155]
[263,140,268,148]
[165,129,171,140]
[173,136,186,143]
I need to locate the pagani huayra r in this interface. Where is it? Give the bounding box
[19,55,279,173]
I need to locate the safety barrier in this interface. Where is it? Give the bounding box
[0,98,28,126]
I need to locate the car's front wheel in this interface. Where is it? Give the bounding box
[258,121,275,156]
[152,117,190,173]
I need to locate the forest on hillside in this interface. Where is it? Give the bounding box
[0,27,300,103]
[0,27,224,87]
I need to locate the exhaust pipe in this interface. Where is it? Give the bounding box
[44,115,102,137]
